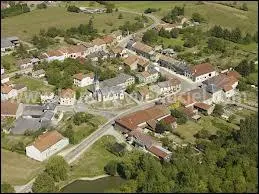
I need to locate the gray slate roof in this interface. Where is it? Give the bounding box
[1,39,13,48]
[101,73,134,88]
[11,118,42,135]
[22,105,44,117]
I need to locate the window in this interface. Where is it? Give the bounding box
[209,73,211,77]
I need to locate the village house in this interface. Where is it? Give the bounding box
[136,68,159,84]
[123,55,139,71]
[194,102,215,115]
[135,86,150,101]
[111,30,123,42]
[115,105,171,133]
[87,50,110,62]
[81,42,95,55]
[41,50,65,62]
[1,74,10,84]
[183,88,213,105]
[102,35,116,47]
[13,84,27,94]
[110,46,128,58]
[188,63,217,83]
[131,41,155,59]
[32,69,45,79]
[161,115,177,129]
[40,91,55,103]
[10,102,58,134]
[17,58,33,70]
[73,72,94,87]
[1,100,23,119]
[1,84,18,100]
[92,38,106,52]
[203,72,239,99]
[157,54,190,76]
[59,88,76,106]
[1,37,19,53]
[150,78,181,95]
[26,130,69,162]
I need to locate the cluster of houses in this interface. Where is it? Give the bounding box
[79,7,106,14]
[1,36,20,55]
[115,105,174,161]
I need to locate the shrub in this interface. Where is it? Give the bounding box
[104,161,118,176]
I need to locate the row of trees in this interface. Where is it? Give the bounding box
[109,113,257,193]
[161,6,184,24]
[210,25,257,44]
[1,3,30,18]
[32,156,69,192]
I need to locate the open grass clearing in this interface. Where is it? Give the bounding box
[1,7,143,41]
[11,76,54,92]
[1,149,44,185]
[69,135,120,178]
[1,134,34,151]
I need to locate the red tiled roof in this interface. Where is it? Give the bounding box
[191,63,215,77]
[223,85,233,92]
[1,84,13,94]
[111,46,123,54]
[147,146,169,159]
[137,57,149,67]
[129,129,155,148]
[47,50,63,57]
[74,72,94,81]
[1,101,19,116]
[226,70,241,80]
[60,88,75,98]
[161,115,176,124]
[31,130,65,152]
[115,105,170,131]
[92,38,106,46]
[123,55,138,66]
[194,102,211,111]
[139,71,151,78]
[137,86,149,96]
[132,42,153,54]
[181,106,196,117]
[102,35,114,44]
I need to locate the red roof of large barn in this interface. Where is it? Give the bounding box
[191,63,215,77]
[161,115,176,124]
[147,145,170,159]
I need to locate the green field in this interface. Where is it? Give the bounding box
[12,76,54,92]
[1,55,19,73]
[114,1,258,33]
[1,6,143,41]
[175,115,240,143]
[2,149,44,185]
[69,135,120,178]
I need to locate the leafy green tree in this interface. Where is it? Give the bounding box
[159,28,171,38]
[104,161,118,176]
[63,125,75,144]
[191,12,205,23]
[212,104,224,117]
[45,156,69,182]
[207,37,226,52]
[1,183,14,193]
[36,3,47,9]
[32,172,56,193]
[118,13,123,19]
[170,28,179,38]
[194,129,210,139]
[171,109,188,124]
[241,3,248,11]
[76,90,80,100]
[235,59,255,77]
[142,29,159,45]
[155,120,173,134]
[67,5,80,13]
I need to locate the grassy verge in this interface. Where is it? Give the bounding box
[1,149,44,185]
[69,135,120,178]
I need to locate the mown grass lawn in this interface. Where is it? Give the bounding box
[1,6,143,41]
[69,135,120,178]
[1,149,44,185]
